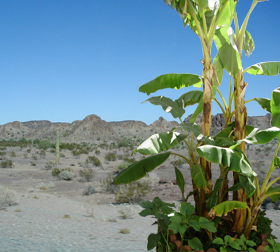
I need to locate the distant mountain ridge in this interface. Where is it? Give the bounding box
[0,113,272,143]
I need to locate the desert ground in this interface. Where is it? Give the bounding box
[1,138,280,251]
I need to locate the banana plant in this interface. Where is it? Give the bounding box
[113,0,280,250]
[211,0,280,234]
[138,0,237,217]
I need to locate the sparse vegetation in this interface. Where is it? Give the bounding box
[105,152,117,161]
[79,168,94,182]
[83,185,96,196]
[0,186,18,210]
[52,168,74,181]
[0,159,13,168]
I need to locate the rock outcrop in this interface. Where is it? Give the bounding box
[0,113,272,143]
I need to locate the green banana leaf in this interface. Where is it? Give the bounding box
[266,186,280,202]
[216,0,237,27]
[206,178,224,211]
[197,145,256,177]
[212,201,247,217]
[176,122,202,138]
[189,95,203,123]
[239,174,255,198]
[271,87,280,129]
[191,164,209,190]
[175,166,185,196]
[113,152,170,184]
[243,30,255,57]
[139,73,202,95]
[254,98,271,113]
[176,90,203,109]
[232,127,280,147]
[143,96,185,119]
[214,26,242,76]
[133,131,187,155]
[245,62,280,76]
[212,53,223,89]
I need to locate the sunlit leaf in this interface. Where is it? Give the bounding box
[197,145,256,177]
[239,175,255,198]
[254,98,271,113]
[245,62,280,76]
[139,73,202,95]
[271,87,280,129]
[243,30,255,57]
[212,201,247,216]
[176,122,202,138]
[216,0,237,27]
[233,127,280,146]
[113,152,170,184]
[134,131,187,155]
[214,26,242,76]
[144,96,185,119]
[176,90,203,109]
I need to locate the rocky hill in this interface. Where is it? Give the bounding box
[0,113,272,143]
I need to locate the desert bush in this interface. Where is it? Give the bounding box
[10,151,16,157]
[30,161,36,166]
[100,174,118,194]
[60,153,65,158]
[32,154,38,160]
[114,180,150,204]
[51,168,61,177]
[0,186,18,210]
[95,149,100,155]
[117,158,137,172]
[100,173,151,203]
[105,152,117,161]
[0,159,13,168]
[118,137,131,148]
[38,140,54,150]
[87,155,101,166]
[44,161,55,170]
[0,151,6,156]
[37,150,46,157]
[58,169,74,180]
[79,168,94,182]
[83,185,97,195]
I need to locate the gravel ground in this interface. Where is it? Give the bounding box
[1,193,280,252]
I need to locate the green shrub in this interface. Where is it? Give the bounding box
[32,154,38,160]
[95,149,100,155]
[118,137,131,148]
[0,151,6,156]
[115,181,150,204]
[52,168,61,177]
[30,161,36,166]
[100,174,118,194]
[105,152,117,161]
[38,140,54,150]
[10,151,16,157]
[79,168,94,182]
[87,155,101,166]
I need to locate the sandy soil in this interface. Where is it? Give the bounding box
[1,141,280,251]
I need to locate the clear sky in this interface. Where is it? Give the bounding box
[1,0,280,125]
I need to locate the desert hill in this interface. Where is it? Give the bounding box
[0,113,272,143]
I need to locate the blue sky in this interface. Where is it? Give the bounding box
[1,0,280,125]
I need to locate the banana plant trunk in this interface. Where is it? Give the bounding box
[197,58,213,217]
[233,70,248,234]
